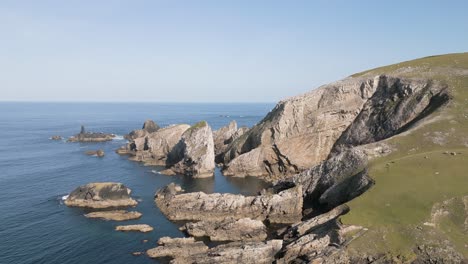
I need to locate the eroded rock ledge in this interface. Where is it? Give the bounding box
[64,182,137,209]
[155,182,303,224]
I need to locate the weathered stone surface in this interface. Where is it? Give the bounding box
[126,124,190,165]
[213,121,249,163]
[115,224,153,233]
[84,210,142,221]
[146,237,209,259]
[222,75,449,181]
[124,119,160,140]
[274,149,373,209]
[167,121,215,178]
[180,217,267,241]
[155,183,302,224]
[68,125,115,142]
[85,149,105,157]
[174,240,284,264]
[65,182,137,208]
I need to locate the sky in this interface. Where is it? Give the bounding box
[1,0,467,103]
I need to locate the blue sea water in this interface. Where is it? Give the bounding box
[0,102,274,264]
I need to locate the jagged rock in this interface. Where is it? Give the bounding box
[147,238,283,264]
[84,210,142,221]
[155,183,302,224]
[166,121,215,178]
[124,119,160,140]
[64,182,137,208]
[67,125,115,142]
[180,217,267,241]
[115,224,153,233]
[126,124,190,165]
[50,135,62,140]
[146,237,209,259]
[274,149,373,209]
[85,149,105,157]
[222,75,449,181]
[213,121,249,163]
[159,168,177,175]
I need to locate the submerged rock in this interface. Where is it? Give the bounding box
[85,149,105,157]
[68,125,115,142]
[84,210,142,221]
[65,182,137,209]
[167,121,215,178]
[115,224,153,233]
[155,183,302,224]
[180,217,267,242]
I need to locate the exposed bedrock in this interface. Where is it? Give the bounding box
[273,148,373,209]
[147,237,283,264]
[165,121,215,178]
[213,120,249,163]
[67,125,115,142]
[155,182,303,224]
[124,119,160,140]
[64,182,137,208]
[179,217,267,242]
[84,210,142,221]
[221,75,449,181]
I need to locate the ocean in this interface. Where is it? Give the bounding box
[0,102,274,264]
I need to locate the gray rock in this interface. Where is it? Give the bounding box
[84,210,142,221]
[67,126,115,142]
[146,237,209,259]
[180,217,267,241]
[213,121,249,163]
[167,121,215,178]
[65,182,137,208]
[155,183,303,224]
[125,119,160,140]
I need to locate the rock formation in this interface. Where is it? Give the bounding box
[115,224,153,233]
[146,237,209,259]
[165,121,215,177]
[124,119,160,140]
[213,121,249,163]
[85,149,105,157]
[68,125,115,142]
[180,217,267,241]
[155,182,302,224]
[50,135,62,140]
[84,210,142,221]
[221,75,449,181]
[64,182,137,208]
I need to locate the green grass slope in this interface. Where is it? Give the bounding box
[342,53,468,260]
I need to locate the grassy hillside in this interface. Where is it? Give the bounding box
[342,53,468,260]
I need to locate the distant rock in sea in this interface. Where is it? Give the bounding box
[68,125,115,142]
[50,135,62,140]
[85,149,105,157]
[64,182,137,209]
[115,224,153,233]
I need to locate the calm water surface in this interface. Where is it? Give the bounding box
[0,102,273,264]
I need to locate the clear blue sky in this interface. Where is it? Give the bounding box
[1,0,467,102]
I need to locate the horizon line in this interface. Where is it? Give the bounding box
[0,100,276,104]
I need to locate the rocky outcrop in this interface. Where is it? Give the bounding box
[115,224,153,233]
[50,135,62,140]
[125,124,190,165]
[64,182,137,208]
[213,121,249,163]
[166,121,215,178]
[85,149,105,157]
[68,125,115,142]
[147,237,282,264]
[273,148,373,209]
[84,210,142,221]
[221,75,449,181]
[180,217,267,241]
[124,119,160,140]
[155,183,302,224]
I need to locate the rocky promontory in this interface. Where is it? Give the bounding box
[68,125,115,142]
[64,182,137,208]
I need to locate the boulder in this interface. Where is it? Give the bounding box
[115,224,153,233]
[68,125,115,142]
[50,135,62,140]
[155,183,302,224]
[84,210,142,221]
[85,149,105,157]
[180,217,267,241]
[64,182,137,208]
[167,121,215,178]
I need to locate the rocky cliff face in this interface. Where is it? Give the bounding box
[221,75,449,181]
[166,121,215,178]
[125,119,160,140]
